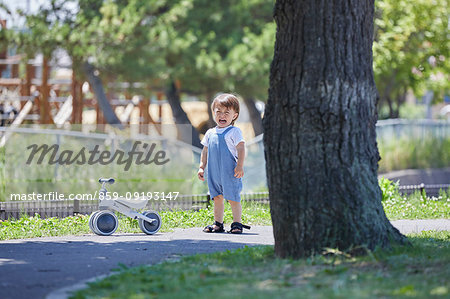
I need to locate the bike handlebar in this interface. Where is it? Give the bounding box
[99,178,115,185]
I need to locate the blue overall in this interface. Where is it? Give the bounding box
[206,126,242,202]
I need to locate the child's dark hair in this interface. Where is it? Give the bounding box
[211,93,240,125]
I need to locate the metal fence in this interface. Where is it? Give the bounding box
[0,192,270,220]
[376,119,450,140]
[2,184,450,220]
[398,184,450,196]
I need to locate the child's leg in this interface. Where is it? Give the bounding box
[229,200,242,223]
[213,195,225,224]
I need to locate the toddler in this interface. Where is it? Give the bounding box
[198,93,250,234]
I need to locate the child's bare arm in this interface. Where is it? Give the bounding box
[234,141,245,178]
[198,146,208,181]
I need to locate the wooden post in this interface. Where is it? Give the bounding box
[123,91,131,125]
[139,97,150,134]
[156,91,163,124]
[71,71,83,124]
[23,63,34,109]
[95,99,104,127]
[73,199,80,215]
[40,56,53,124]
[11,63,19,78]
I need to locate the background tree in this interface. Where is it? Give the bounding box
[263,0,405,258]
[373,0,449,119]
[4,0,275,136]
[157,0,274,134]
[224,22,275,136]
[72,0,161,127]
[14,2,74,124]
[11,0,123,125]
[0,5,13,75]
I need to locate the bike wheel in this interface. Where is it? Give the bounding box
[92,210,118,236]
[88,210,100,234]
[138,211,161,235]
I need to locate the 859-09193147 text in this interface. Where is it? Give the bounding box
[98,191,179,201]
[8,191,179,201]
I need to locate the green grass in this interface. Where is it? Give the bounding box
[70,231,449,299]
[378,136,450,172]
[0,201,271,240]
[383,191,450,220]
[380,177,450,220]
[0,214,90,240]
[161,201,271,229]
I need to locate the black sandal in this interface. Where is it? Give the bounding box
[203,221,225,233]
[228,222,251,234]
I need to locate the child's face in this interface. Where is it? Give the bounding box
[213,105,238,128]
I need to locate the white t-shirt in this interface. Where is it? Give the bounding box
[201,126,245,160]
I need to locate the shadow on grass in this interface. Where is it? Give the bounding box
[0,236,265,299]
[70,231,450,299]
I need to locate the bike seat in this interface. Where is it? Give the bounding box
[99,178,115,185]
[116,198,148,209]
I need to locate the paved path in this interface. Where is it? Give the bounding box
[0,220,449,299]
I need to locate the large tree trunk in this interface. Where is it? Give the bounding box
[83,62,123,128]
[243,97,263,136]
[165,80,202,148]
[263,0,405,258]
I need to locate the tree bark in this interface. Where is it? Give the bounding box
[385,96,399,118]
[243,97,263,136]
[263,0,405,258]
[205,91,216,129]
[83,62,123,128]
[381,72,398,119]
[165,80,202,148]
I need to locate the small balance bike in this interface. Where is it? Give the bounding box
[89,178,162,236]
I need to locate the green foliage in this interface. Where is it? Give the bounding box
[5,0,275,99]
[3,0,446,110]
[0,24,14,54]
[225,22,275,99]
[11,1,76,58]
[146,0,275,98]
[379,177,400,202]
[398,103,426,119]
[71,231,450,299]
[0,147,5,204]
[373,0,449,117]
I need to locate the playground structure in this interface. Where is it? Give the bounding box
[0,20,258,143]
[0,19,168,134]
[0,53,164,130]
[0,51,253,140]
